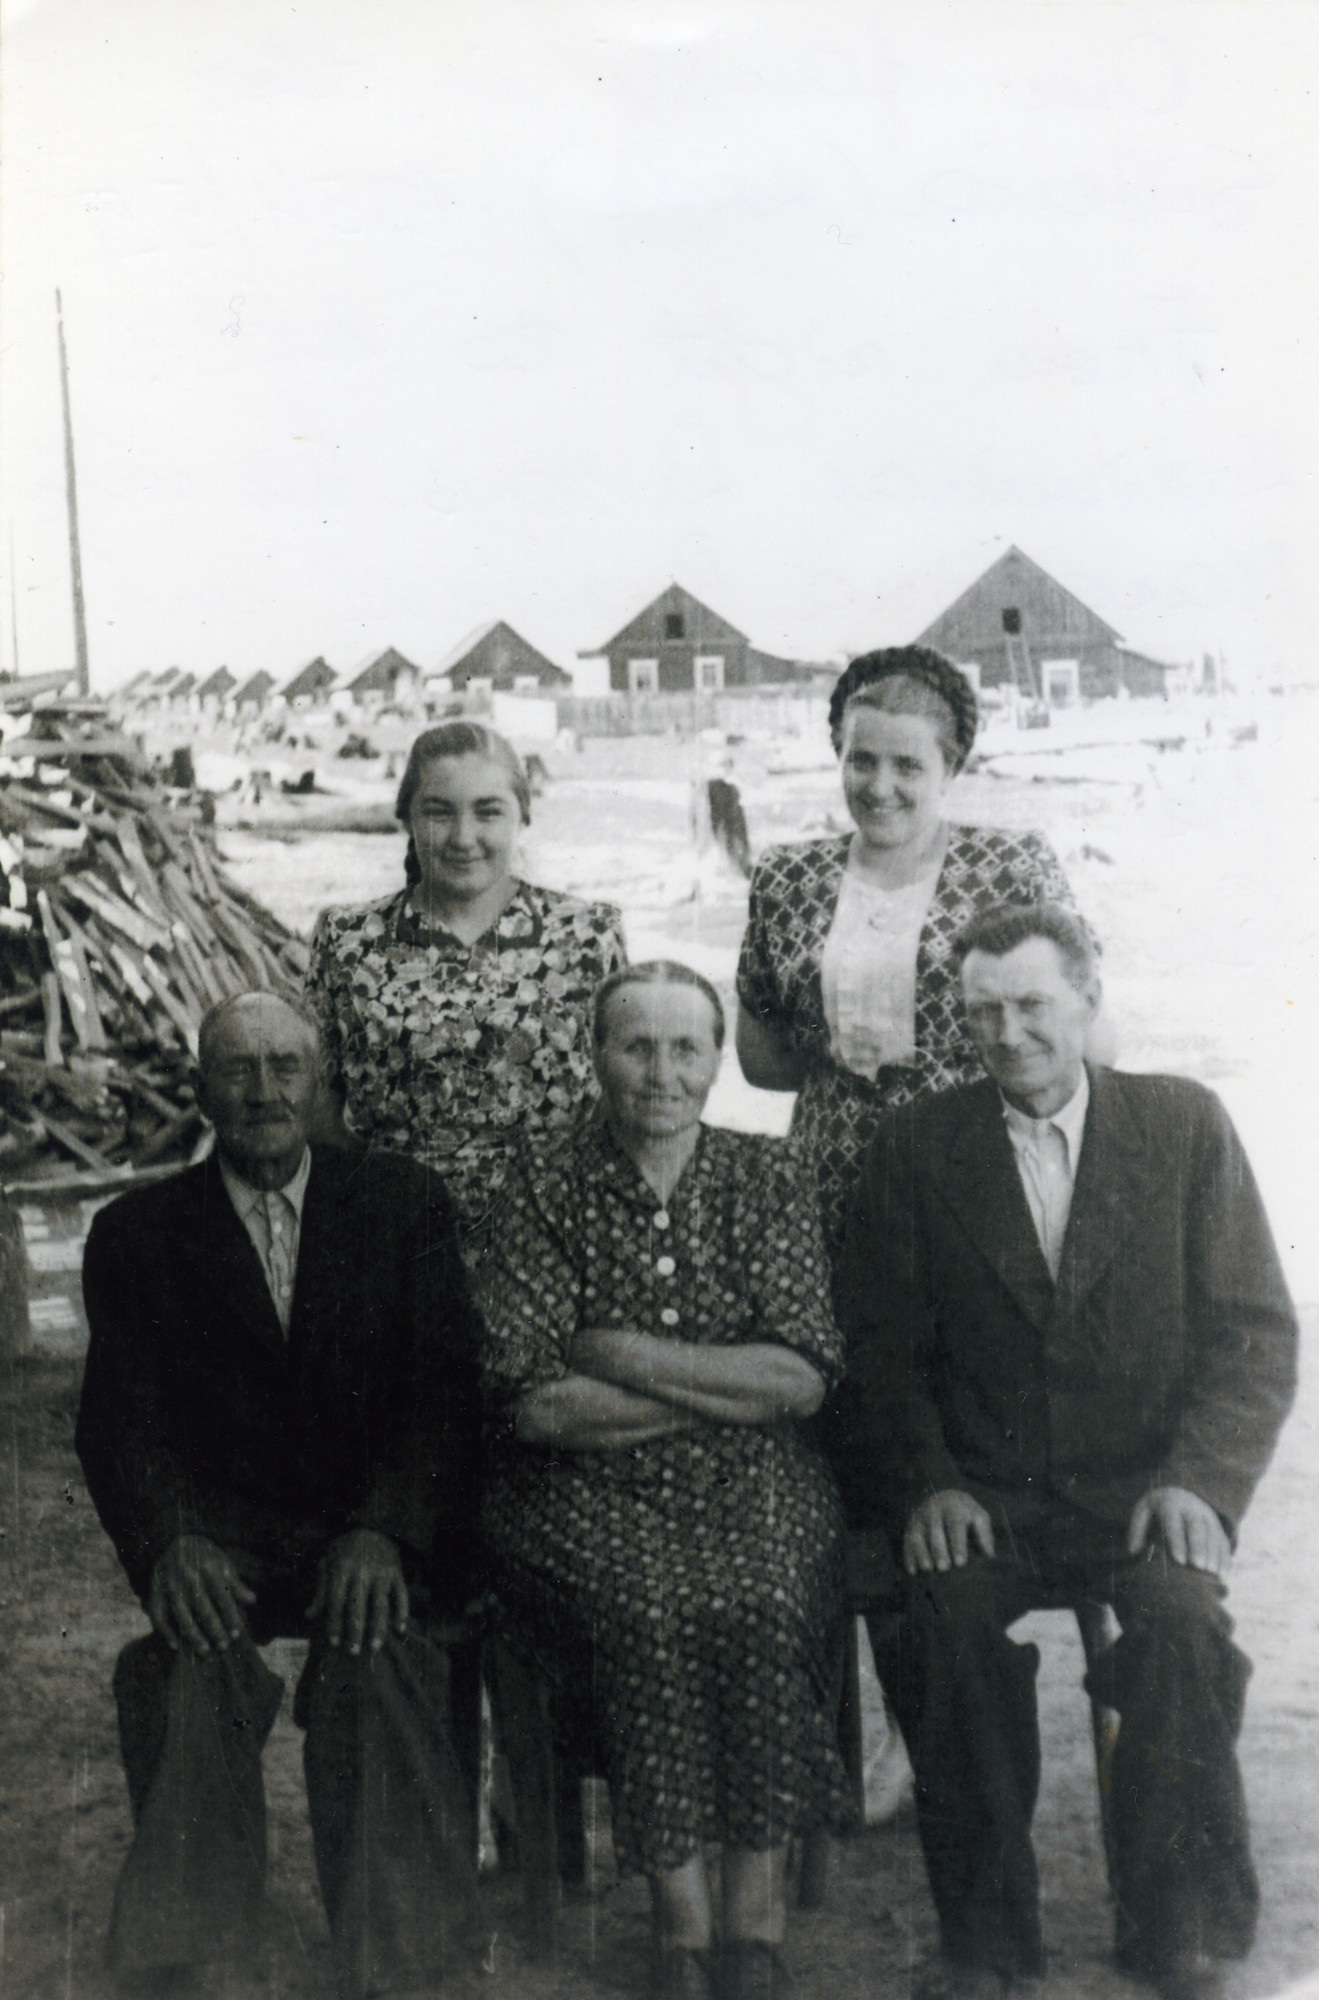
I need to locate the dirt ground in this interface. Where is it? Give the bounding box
[1,1331,1315,2000]
[4,696,1316,1997]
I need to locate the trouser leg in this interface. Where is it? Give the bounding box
[1100,1549,1259,1973]
[298,1624,479,2000]
[108,1632,284,1976]
[906,1563,1044,1976]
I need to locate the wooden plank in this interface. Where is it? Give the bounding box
[1,782,86,827]
[137,953,200,1054]
[188,834,223,903]
[38,1111,113,1171]
[102,939,154,1010]
[1,1161,183,1202]
[59,873,172,953]
[35,890,101,1053]
[0,985,41,1020]
[111,817,171,917]
[133,1104,201,1167]
[40,973,63,1066]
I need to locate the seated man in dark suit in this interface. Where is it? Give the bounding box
[833,904,1297,2000]
[77,990,483,1999]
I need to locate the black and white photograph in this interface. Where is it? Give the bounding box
[1,4,1315,1997]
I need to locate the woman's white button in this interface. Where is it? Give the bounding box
[660,1307,680,1327]
[653,1211,670,1231]
[655,1256,676,1277]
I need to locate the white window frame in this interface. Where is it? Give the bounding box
[628,657,659,693]
[694,653,725,692]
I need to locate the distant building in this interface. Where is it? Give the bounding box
[166,672,197,712]
[197,666,237,714]
[282,656,338,708]
[583,582,815,694]
[346,646,422,711]
[916,546,1183,704]
[232,670,276,717]
[437,620,571,694]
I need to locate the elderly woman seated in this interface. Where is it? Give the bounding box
[478,960,849,2000]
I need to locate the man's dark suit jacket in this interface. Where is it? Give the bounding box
[77,1144,483,1611]
[831,1066,1297,1547]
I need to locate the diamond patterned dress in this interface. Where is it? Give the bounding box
[735,825,1081,1253]
[478,1119,851,1873]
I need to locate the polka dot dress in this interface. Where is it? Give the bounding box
[479,1119,851,1873]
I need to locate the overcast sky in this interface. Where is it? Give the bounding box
[2,0,1314,689]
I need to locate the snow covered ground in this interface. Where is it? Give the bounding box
[220,690,1319,1303]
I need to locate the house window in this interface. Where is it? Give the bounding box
[694,654,725,692]
[664,613,684,640]
[513,675,539,692]
[628,658,659,694]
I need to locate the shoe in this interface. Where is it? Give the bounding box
[652,1946,717,2000]
[718,1940,794,1999]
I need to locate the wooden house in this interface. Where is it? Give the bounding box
[346,646,422,712]
[282,656,338,708]
[437,620,570,694]
[232,670,276,717]
[166,672,197,712]
[583,583,811,694]
[916,547,1181,703]
[196,666,237,715]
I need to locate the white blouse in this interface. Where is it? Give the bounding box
[820,857,939,1078]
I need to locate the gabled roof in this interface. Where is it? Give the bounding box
[437,619,570,685]
[283,655,337,701]
[118,670,154,695]
[233,670,276,705]
[196,666,237,699]
[347,646,422,695]
[149,666,183,691]
[591,582,748,654]
[917,545,1121,651]
[169,672,197,698]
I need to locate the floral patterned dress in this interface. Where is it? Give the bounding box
[303,883,626,1239]
[479,1119,851,1873]
[735,824,1082,1254]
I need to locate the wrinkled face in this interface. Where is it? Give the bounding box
[595,982,721,1143]
[840,706,953,855]
[197,997,321,1184]
[961,937,1098,1118]
[408,754,522,900]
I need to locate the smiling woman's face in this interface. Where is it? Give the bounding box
[408,754,522,900]
[840,704,952,857]
[595,982,721,1145]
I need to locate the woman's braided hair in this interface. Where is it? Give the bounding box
[828,646,979,772]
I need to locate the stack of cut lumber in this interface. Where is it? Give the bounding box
[0,684,308,1187]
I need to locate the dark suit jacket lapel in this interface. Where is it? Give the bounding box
[936,1081,1056,1330]
[1054,1064,1144,1309]
[287,1149,347,1356]
[187,1154,288,1357]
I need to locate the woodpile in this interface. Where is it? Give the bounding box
[0,682,308,1189]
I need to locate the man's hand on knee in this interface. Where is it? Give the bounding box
[308,1528,408,1655]
[1127,1487,1232,1576]
[904,1491,997,1574]
[149,1535,257,1656]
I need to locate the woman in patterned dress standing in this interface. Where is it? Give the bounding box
[302,721,626,1252]
[735,649,1092,1813]
[480,962,850,2000]
[735,646,1087,1262]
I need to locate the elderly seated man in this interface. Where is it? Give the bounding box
[77,990,483,1999]
[832,903,1297,2000]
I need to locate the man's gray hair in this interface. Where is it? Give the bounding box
[197,990,323,1074]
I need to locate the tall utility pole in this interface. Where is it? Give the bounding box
[56,289,90,695]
